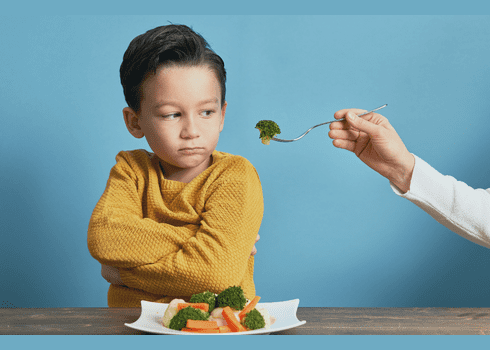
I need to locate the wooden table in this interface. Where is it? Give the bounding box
[2,307,490,335]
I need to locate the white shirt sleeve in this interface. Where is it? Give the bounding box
[390,154,490,249]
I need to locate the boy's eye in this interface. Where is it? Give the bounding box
[162,113,180,120]
[201,110,215,117]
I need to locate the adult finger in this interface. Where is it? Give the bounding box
[334,108,368,120]
[332,139,356,153]
[345,112,381,136]
[329,120,349,130]
[328,129,359,141]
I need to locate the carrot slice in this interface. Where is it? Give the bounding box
[222,306,246,332]
[186,319,219,329]
[177,303,209,312]
[219,325,232,333]
[238,296,261,320]
[181,328,220,333]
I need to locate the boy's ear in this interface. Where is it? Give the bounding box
[219,101,227,132]
[123,107,144,138]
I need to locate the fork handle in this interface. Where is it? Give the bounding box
[272,104,387,142]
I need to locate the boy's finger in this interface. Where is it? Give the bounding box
[255,234,260,243]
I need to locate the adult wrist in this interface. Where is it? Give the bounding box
[389,153,415,194]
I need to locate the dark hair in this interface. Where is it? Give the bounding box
[120,24,226,112]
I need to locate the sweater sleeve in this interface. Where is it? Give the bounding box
[87,152,196,268]
[118,158,264,296]
[390,154,490,249]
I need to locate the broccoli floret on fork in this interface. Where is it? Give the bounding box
[255,120,281,145]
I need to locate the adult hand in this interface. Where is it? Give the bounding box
[101,264,125,285]
[250,234,260,256]
[328,109,415,193]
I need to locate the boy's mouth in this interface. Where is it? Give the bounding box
[179,147,205,155]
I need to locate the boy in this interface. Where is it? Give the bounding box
[87,25,264,307]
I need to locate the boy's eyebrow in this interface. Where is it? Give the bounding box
[154,98,219,110]
[198,98,219,106]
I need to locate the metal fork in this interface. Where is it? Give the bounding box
[271,104,388,142]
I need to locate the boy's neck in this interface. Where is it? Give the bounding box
[160,155,213,183]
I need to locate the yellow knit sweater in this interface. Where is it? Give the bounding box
[87,149,264,307]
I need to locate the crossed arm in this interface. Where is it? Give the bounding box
[101,233,260,286]
[89,153,264,295]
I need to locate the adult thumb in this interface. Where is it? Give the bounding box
[346,112,378,136]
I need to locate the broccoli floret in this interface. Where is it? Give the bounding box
[241,308,266,330]
[255,120,281,145]
[216,286,247,310]
[168,306,210,331]
[189,291,217,313]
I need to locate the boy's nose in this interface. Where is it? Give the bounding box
[181,116,200,139]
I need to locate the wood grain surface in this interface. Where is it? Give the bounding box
[2,307,490,335]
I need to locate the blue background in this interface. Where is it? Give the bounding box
[2,15,490,308]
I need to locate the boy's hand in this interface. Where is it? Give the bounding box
[329,109,415,193]
[250,234,260,256]
[101,264,125,286]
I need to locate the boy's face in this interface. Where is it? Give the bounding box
[125,65,226,179]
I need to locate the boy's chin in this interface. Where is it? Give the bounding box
[171,154,212,169]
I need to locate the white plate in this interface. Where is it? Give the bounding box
[125,299,306,335]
